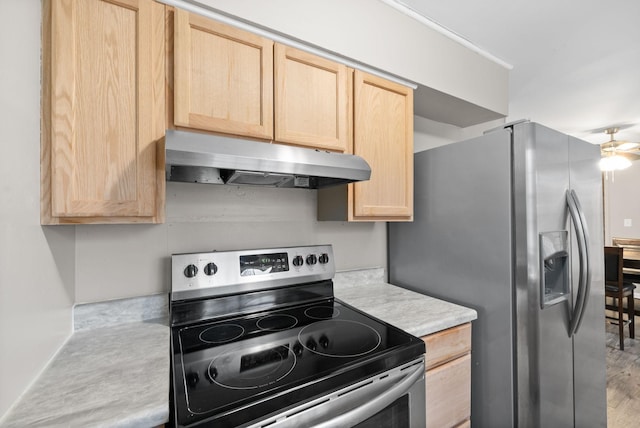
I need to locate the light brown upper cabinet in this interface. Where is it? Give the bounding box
[173,9,274,139]
[353,70,413,220]
[41,0,166,224]
[318,70,414,221]
[274,44,349,152]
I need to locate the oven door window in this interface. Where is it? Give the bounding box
[354,395,409,427]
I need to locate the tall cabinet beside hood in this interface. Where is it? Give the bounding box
[41,0,166,224]
[318,71,413,222]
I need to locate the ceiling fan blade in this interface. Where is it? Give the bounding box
[616,141,640,152]
[621,152,640,161]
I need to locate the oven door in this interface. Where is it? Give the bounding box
[247,357,426,428]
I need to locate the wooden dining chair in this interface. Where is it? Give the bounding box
[604,246,636,350]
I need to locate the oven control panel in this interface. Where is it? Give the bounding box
[171,245,335,301]
[240,252,289,276]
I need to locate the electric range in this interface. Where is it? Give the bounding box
[170,245,425,427]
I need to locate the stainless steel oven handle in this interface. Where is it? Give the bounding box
[251,359,425,428]
[314,363,424,428]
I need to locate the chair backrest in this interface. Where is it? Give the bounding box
[604,246,624,289]
[612,237,640,269]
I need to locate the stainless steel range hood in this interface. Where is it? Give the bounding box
[165,130,371,189]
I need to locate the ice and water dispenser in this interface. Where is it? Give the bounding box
[539,231,570,309]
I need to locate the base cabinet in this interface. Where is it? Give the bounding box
[422,323,472,428]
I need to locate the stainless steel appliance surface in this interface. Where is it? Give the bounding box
[388,121,607,427]
[165,130,371,188]
[170,245,425,428]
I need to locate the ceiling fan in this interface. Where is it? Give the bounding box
[599,127,640,171]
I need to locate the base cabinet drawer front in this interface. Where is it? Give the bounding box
[422,323,472,428]
[423,322,471,370]
[426,353,471,428]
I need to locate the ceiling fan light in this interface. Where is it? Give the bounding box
[600,155,632,171]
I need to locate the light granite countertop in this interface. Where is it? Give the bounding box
[1,269,475,427]
[0,295,170,428]
[334,268,477,337]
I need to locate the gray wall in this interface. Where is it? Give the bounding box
[75,115,499,303]
[76,183,386,302]
[0,2,75,418]
[603,164,640,243]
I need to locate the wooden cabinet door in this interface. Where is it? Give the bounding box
[42,0,165,224]
[425,354,471,428]
[173,10,273,139]
[352,70,413,220]
[274,44,349,152]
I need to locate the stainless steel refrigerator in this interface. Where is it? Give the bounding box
[388,121,607,427]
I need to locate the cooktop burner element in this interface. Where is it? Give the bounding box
[207,345,297,390]
[256,314,298,331]
[298,319,381,358]
[199,324,245,344]
[304,305,340,319]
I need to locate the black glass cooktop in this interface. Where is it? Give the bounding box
[171,298,424,427]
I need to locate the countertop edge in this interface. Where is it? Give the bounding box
[334,281,477,339]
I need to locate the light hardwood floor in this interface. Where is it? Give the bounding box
[606,315,640,428]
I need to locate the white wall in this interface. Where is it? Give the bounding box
[603,164,640,244]
[414,115,505,153]
[0,1,75,419]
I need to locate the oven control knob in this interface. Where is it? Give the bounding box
[293,255,304,267]
[186,372,199,388]
[319,335,329,349]
[318,253,329,264]
[306,338,317,352]
[184,264,198,278]
[306,254,317,265]
[293,342,304,357]
[204,262,218,276]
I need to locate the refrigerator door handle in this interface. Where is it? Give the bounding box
[566,189,592,336]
